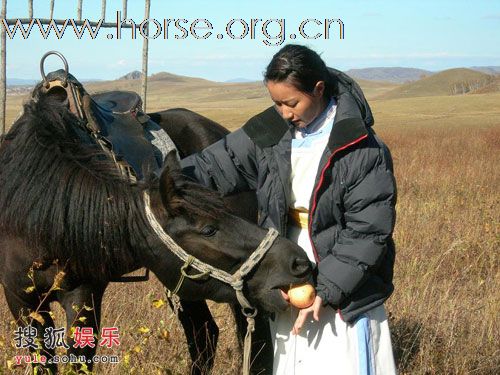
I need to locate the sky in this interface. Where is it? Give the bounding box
[2,0,500,82]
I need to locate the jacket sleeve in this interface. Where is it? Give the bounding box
[316,146,397,307]
[180,127,258,195]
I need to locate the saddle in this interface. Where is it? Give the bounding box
[33,69,173,180]
[92,91,143,114]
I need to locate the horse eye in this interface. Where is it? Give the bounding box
[200,225,217,237]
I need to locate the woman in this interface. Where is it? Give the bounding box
[181,44,397,374]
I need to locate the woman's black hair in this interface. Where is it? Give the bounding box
[264,44,335,98]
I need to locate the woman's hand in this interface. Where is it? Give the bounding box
[292,295,323,335]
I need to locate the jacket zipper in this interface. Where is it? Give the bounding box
[307,134,369,262]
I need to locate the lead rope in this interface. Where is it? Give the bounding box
[169,260,256,375]
[242,307,257,375]
[143,191,279,375]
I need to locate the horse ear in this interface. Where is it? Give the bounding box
[159,150,182,210]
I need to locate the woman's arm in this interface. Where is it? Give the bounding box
[180,127,258,195]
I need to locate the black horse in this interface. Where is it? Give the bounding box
[0,95,311,373]
[150,108,270,374]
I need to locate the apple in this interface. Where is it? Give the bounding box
[288,283,316,309]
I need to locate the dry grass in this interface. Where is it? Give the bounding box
[0,83,499,374]
[381,124,499,375]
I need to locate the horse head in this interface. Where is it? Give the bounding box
[144,151,312,313]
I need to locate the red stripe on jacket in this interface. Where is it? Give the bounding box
[307,134,369,263]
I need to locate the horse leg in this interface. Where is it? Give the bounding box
[174,298,219,375]
[58,283,106,373]
[231,304,273,375]
[3,288,57,374]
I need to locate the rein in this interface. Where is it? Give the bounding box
[143,191,279,375]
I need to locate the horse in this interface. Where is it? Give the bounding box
[150,108,271,374]
[0,94,312,373]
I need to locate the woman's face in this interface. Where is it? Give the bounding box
[266,80,326,128]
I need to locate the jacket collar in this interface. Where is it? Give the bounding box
[327,91,369,151]
[242,106,289,149]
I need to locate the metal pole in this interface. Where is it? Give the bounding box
[122,0,127,20]
[28,0,33,19]
[141,0,150,112]
[101,0,106,21]
[50,0,55,19]
[77,0,82,21]
[0,0,7,136]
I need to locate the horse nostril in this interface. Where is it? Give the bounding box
[290,257,311,277]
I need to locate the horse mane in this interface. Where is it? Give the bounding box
[0,95,229,282]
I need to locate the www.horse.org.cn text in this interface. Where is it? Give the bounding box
[1,11,345,46]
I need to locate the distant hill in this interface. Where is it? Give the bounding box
[470,66,500,75]
[149,71,214,84]
[345,67,433,83]
[376,68,495,99]
[351,78,400,99]
[118,70,143,80]
[116,70,211,84]
[225,78,259,83]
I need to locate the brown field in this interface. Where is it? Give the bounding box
[0,78,499,374]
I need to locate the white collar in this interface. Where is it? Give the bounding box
[295,98,337,138]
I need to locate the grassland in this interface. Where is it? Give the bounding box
[0,76,499,374]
